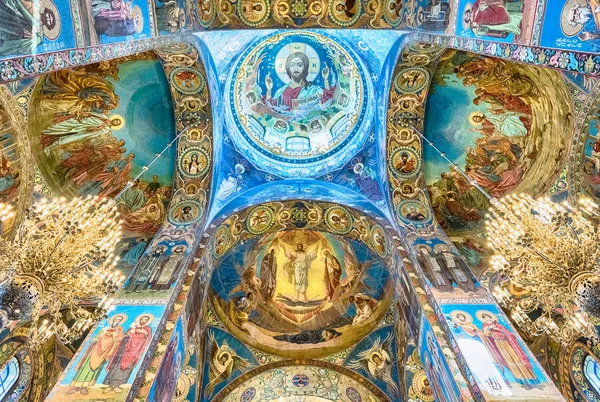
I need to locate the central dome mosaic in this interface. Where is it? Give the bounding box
[226,31,373,177]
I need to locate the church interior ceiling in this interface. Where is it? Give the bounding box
[0,0,598,397]
[198,29,401,221]
[193,200,404,401]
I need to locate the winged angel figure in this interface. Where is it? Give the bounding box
[347,333,399,395]
[204,332,250,398]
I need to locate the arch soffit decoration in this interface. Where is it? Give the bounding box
[0,335,40,401]
[212,359,393,402]
[561,342,600,402]
[208,179,394,230]
[386,42,445,232]
[384,41,482,397]
[190,0,408,30]
[209,199,395,265]
[129,42,216,400]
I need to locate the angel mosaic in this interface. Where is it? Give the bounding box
[347,332,399,395]
[204,333,250,398]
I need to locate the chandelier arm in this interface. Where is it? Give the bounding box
[525,245,572,274]
[565,221,582,246]
[38,231,68,274]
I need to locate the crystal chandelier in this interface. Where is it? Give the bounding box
[487,194,600,345]
[0,196,123,346]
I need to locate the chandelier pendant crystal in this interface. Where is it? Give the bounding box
[0,196,124,346]
[487,194,600,345]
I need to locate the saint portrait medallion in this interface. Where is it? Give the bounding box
[170,67,206,95]
[329,0,362,26]
[246,205,275,235]
[324,206,353,235]
[389,147,420,179]
[384,0,404,27]
[213,225,231,259]
[393,66,430,94]
[397,200,431,223]
[178,147,210,179]
[370,224,388,258]
[198,0,217,28]
[237,0,271,26]
[168,200,204,225]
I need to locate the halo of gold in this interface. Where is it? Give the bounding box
[40,0,61,40]
[274,42,320,85]
[134,313,154,326]
[561,0,586,37]
[475,310,497,323]
[109,313,128,326]
[413,370,435,401]
[450,310,473,324]
[133,5,144,33]
[468,110,484,126]
[108,114,125,130]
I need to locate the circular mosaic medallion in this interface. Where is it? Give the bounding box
[292,373,310,387]
[174,374,192,402]
[396,200,431,223]
[227,31,373,178]
[198,0,217,28]
[290,0,309,17]
[393,66,430,94]
[389,147,420,179]
[246,205,275,235]
[383,0,404,27]
[324,206,353,235]
[237,0,271,26]
[168,200,204,225]
[329,0,362,26]
[240,387,257,401]
[213,224,231,259]
[413,371,435,401]
[346,387,363,402]
[178,147,210,179]
[370,224,388,258]
[170,67,205,95]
